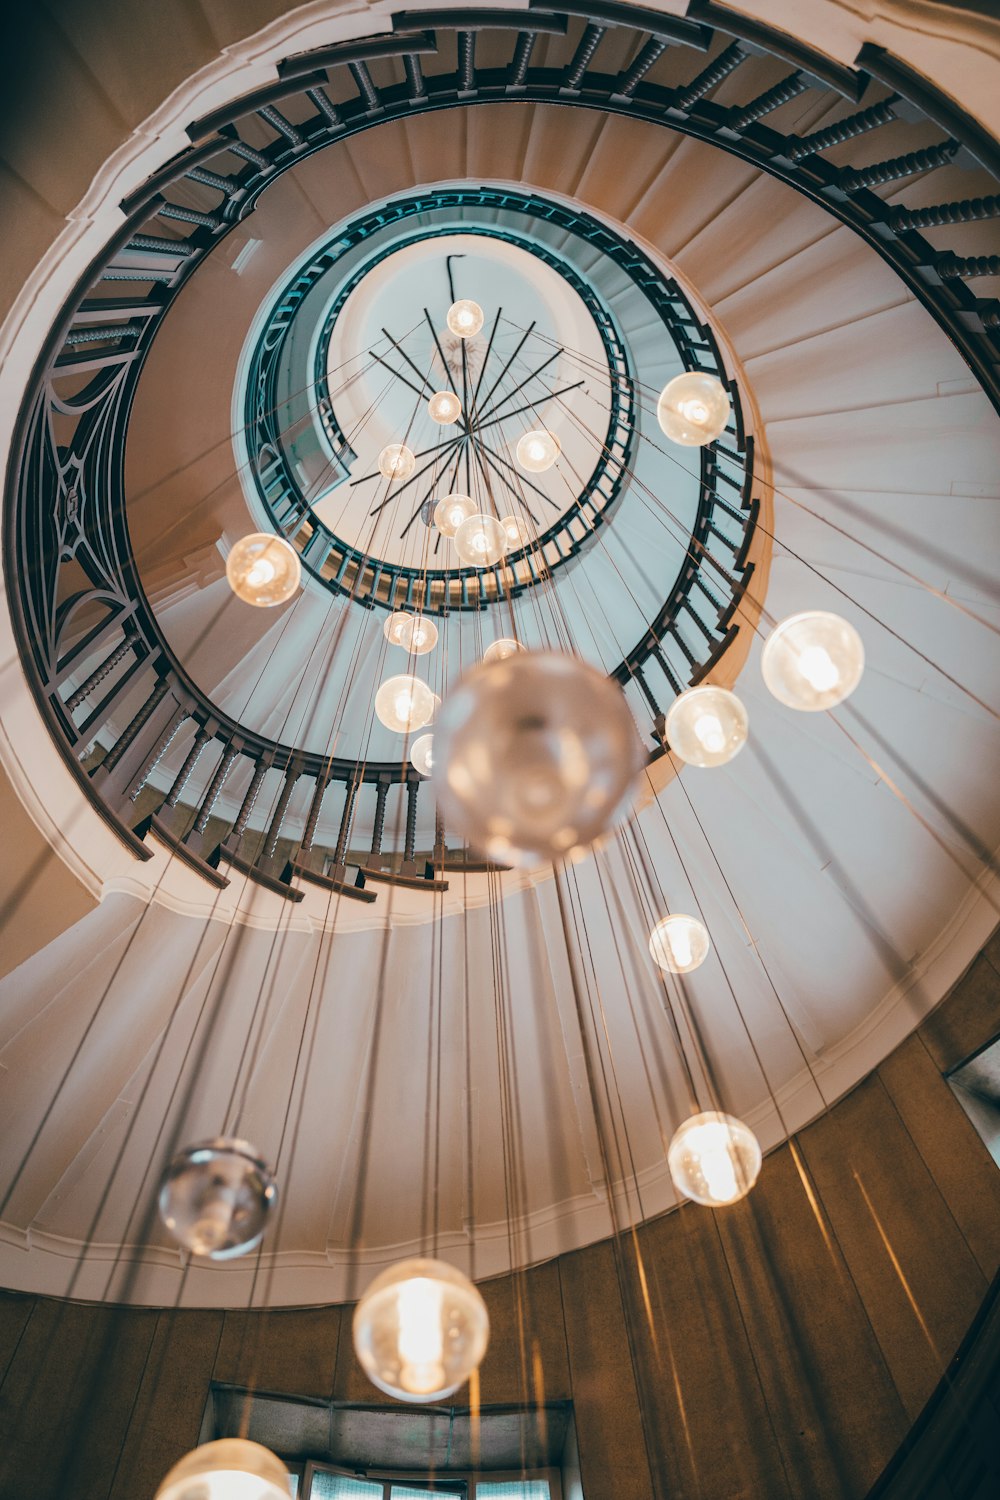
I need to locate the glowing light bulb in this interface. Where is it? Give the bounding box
[454,513,508,567]
[428,390,462,425]
[375,675,435,733]
[384,611,413,646]
[378,443,416,480]
[665,686,748,768]
[668,1112,761,1207]
[648,914,710,974]
[761,611,864,711]
[500,514,531,549]
[154,1440,291,1500]
[402,614,438,656]
[657,372,731,446]
[446,300,485,339]
[226,534,301,607]
[410,733,434,776]
[515,429,560,473]
[433,492,476,538]
[353,1257,490,1402]
[483,638,524,665]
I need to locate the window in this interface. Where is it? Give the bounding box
[294,1466,555,1499]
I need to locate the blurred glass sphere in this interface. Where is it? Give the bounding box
[427,692,442,725]
[158,1138,276,1260]
[384,611,413,647]
[665,686,748,768]
[649,914,710,973]
[375,675,435,733]
[761,611,864,711]
[410,733,434,777]
[433,651,645,865]
[446,299,485,339]
[378,443,416,480]
[155,1440,291,1500]
[668,1112,762,1207]
[353,1257,490,1402]
[483,637,524,665]
[454,512,508,567]
[434,492,476,537]
[428,390,462,425]
[657,372,731,446]
[500,514,531,549]
[515,429,560,473]
[226,534,301,608]
[404,614,439,656]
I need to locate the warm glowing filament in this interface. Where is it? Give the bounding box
[246,558,276,588]
[693,712,726,755]
[798,645,840,693]
[397,1277,446,1395]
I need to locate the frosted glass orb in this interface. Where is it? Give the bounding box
[158,1139,277,1259]
[657,372,731,446]
[403,614,439,656]
[515,429,560,473]
[434,492,476,537]
[761,611,865,711]
[665,686,748,768]
[483,637,524,665]
[375,675,435,734]
[226,534,301,607]
[428,390,462,425]
[378,443,416,480]
[649,914,710,974]
[154,1440,291,1500]
[433,651,645,866]
[668,1112,762,1207]
[427,692,442,725]
[384,611,413,646]
[454,512,508,567]
[410,733,434,776]
[500,514,531,549]
[446,299,484,339]
[353,1257,490,1402]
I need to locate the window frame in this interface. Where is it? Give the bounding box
[296,1460,563,1500]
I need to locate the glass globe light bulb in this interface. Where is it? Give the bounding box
[428,390,462,425]
[426,692,442,725]
[500,514,531,549]
[433,651,645,866]
[433,492,476,538]
[668,1112,762,1207]
[378,443,416,480]
[483,637,524,666]
[649,914,710,974]
[158,1139,277,1260]
[761,611,865,711]
[384,611,414,647]
[446,299,485,339]
[410,733,434,777]
[665,686,748,768]
[454,512,508,567]
[403,614,439,656]
[353,1256,490,1402]
[226,534,301,607]
[375,674,435,734]
[515,429,560,473]
[154,1439,291,1500]
[657,372,731,446]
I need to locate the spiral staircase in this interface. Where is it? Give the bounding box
[1,0,999,1335]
